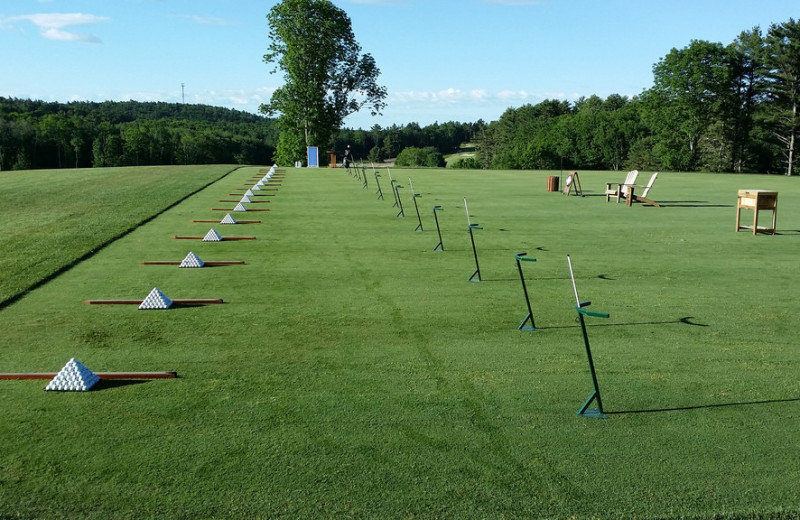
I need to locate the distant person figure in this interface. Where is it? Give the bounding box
[342,145,352,169]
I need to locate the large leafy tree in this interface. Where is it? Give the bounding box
[726,28,768,173]
[261,0,387,165]
[648,40,733,170]
[763,18,800,175]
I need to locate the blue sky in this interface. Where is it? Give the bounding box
[1,1,797,129]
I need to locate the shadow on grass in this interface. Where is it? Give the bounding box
[537,316,708,330]
[171,303,225,309]
[656,200,734,208]
[481,274,614,283]
[92,380,150,391]
[607,397,800,415]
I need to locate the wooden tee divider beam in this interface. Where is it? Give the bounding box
[216,200,270,203]
[172,235,256,240]
[191,219,261,224]
[83,298,224,305]
[227,193,275,196]
[209,208,270,212]
[138,261,245,265]
[0,371,178,380]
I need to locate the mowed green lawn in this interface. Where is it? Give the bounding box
[0,165,240,306]
[1,165,799,519]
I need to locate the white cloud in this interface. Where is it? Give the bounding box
[182,15,234,26]
[391,88,533,106]
[3,13,109,43]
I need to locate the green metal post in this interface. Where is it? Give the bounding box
[413,194,423,231]
[514,252,537,330]
[432,205,444,251]
[374,173,384,200]
[575,305,610,418]
[395,185,405,217]
[390,179,399,208]
[468,224,483,281]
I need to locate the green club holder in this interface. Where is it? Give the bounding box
[514,252,537,330]
[575,303,610,418]
[432,205,444,251]
[468,224,483,281]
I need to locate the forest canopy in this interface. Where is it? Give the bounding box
[0,99,280,170]
[2,18,798,174]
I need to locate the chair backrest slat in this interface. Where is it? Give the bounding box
[641,172,658,198]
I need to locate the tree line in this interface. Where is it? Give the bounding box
[0,99,279,171]
[333,120,485,165]
[0,96,484,171]
[3,18,796,174]
[475,18,800,175]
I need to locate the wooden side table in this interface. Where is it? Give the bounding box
[736,189,777,235]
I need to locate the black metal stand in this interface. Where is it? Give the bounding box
[432,205,444,251]
[467,224,483,281]
[575,305,609,418]
[391,180,399,208]
[374,173,384,200]
[412,194,423,231]
[514,252,537,330]
[395,185,405,217]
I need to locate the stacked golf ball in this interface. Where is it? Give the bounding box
[138,287,173,310]
[45,358,100,392]
[179,251,205,268]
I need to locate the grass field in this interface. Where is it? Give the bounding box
[1,165,799,519]
[0,165,240,307]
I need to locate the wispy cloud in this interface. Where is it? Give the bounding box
[181,15,234,26]
[391,88,533,105]
[2,13,109,43]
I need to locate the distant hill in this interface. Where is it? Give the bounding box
[0,98,277,170]
[0,97,268,125]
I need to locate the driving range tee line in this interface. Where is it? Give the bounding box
[0,371,178,380]
[172,236,256,240]
[191,219,262,223]
[84,298,224,305]
[209,207,270,211]
[139,261,246,265]
[140,252,235,267]
[217,200,270,203]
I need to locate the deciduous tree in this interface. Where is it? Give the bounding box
[261,0,387,165]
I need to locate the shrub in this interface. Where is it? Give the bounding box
[395,146,445,167]
[367,145,386,163]
[448,157,481,169]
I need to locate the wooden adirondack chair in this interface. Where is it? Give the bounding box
[627,172,660,207]
[605,170,638,203]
